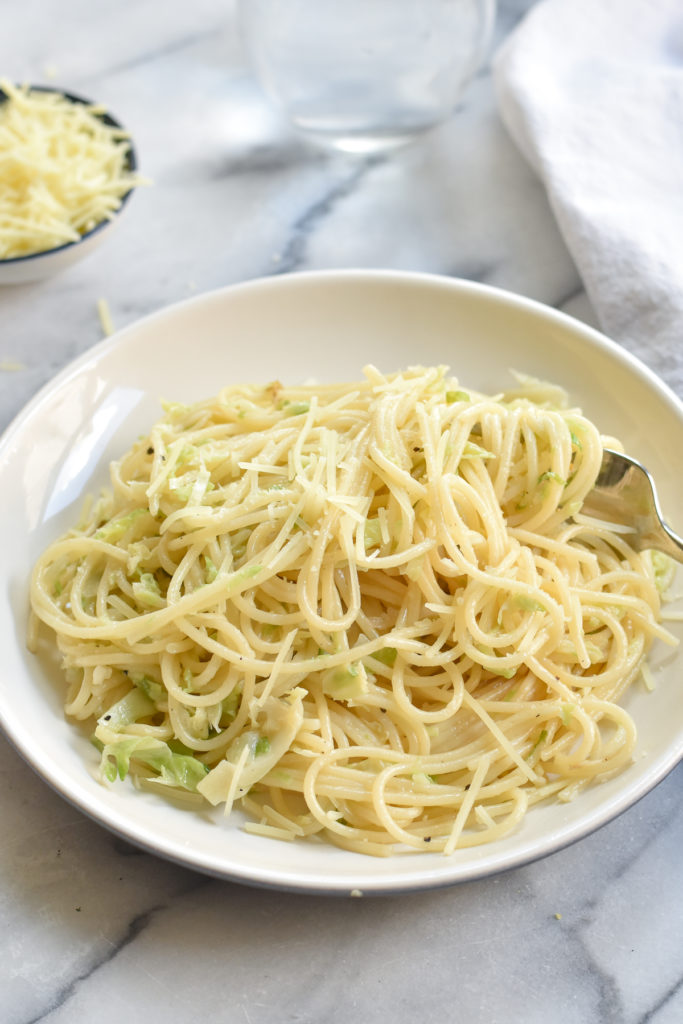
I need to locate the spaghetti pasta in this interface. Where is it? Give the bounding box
[29,365,676,855]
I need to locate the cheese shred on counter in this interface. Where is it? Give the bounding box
[0,79,144,259]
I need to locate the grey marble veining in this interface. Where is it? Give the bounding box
[1,2,682,1022]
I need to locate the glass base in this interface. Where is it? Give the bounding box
[289,118,442,154]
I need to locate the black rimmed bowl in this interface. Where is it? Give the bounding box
[0,85,139,285]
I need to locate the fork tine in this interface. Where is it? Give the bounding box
[582,449,683,562]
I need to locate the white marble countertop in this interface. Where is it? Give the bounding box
[1,2,682,1022]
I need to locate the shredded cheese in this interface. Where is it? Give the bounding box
[0,79,145,259]
[97,297,115,337]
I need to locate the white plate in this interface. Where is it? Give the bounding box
[2,270,682,895]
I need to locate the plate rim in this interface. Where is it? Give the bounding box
[4,269,683,453]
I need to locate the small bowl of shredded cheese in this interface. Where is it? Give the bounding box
[0,80,146,284]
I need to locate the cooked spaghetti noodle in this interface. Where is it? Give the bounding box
[29,366,676,856]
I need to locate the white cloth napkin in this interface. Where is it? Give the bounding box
[493,0,683,395]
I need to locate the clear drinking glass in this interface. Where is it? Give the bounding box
[238,0,496,153]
